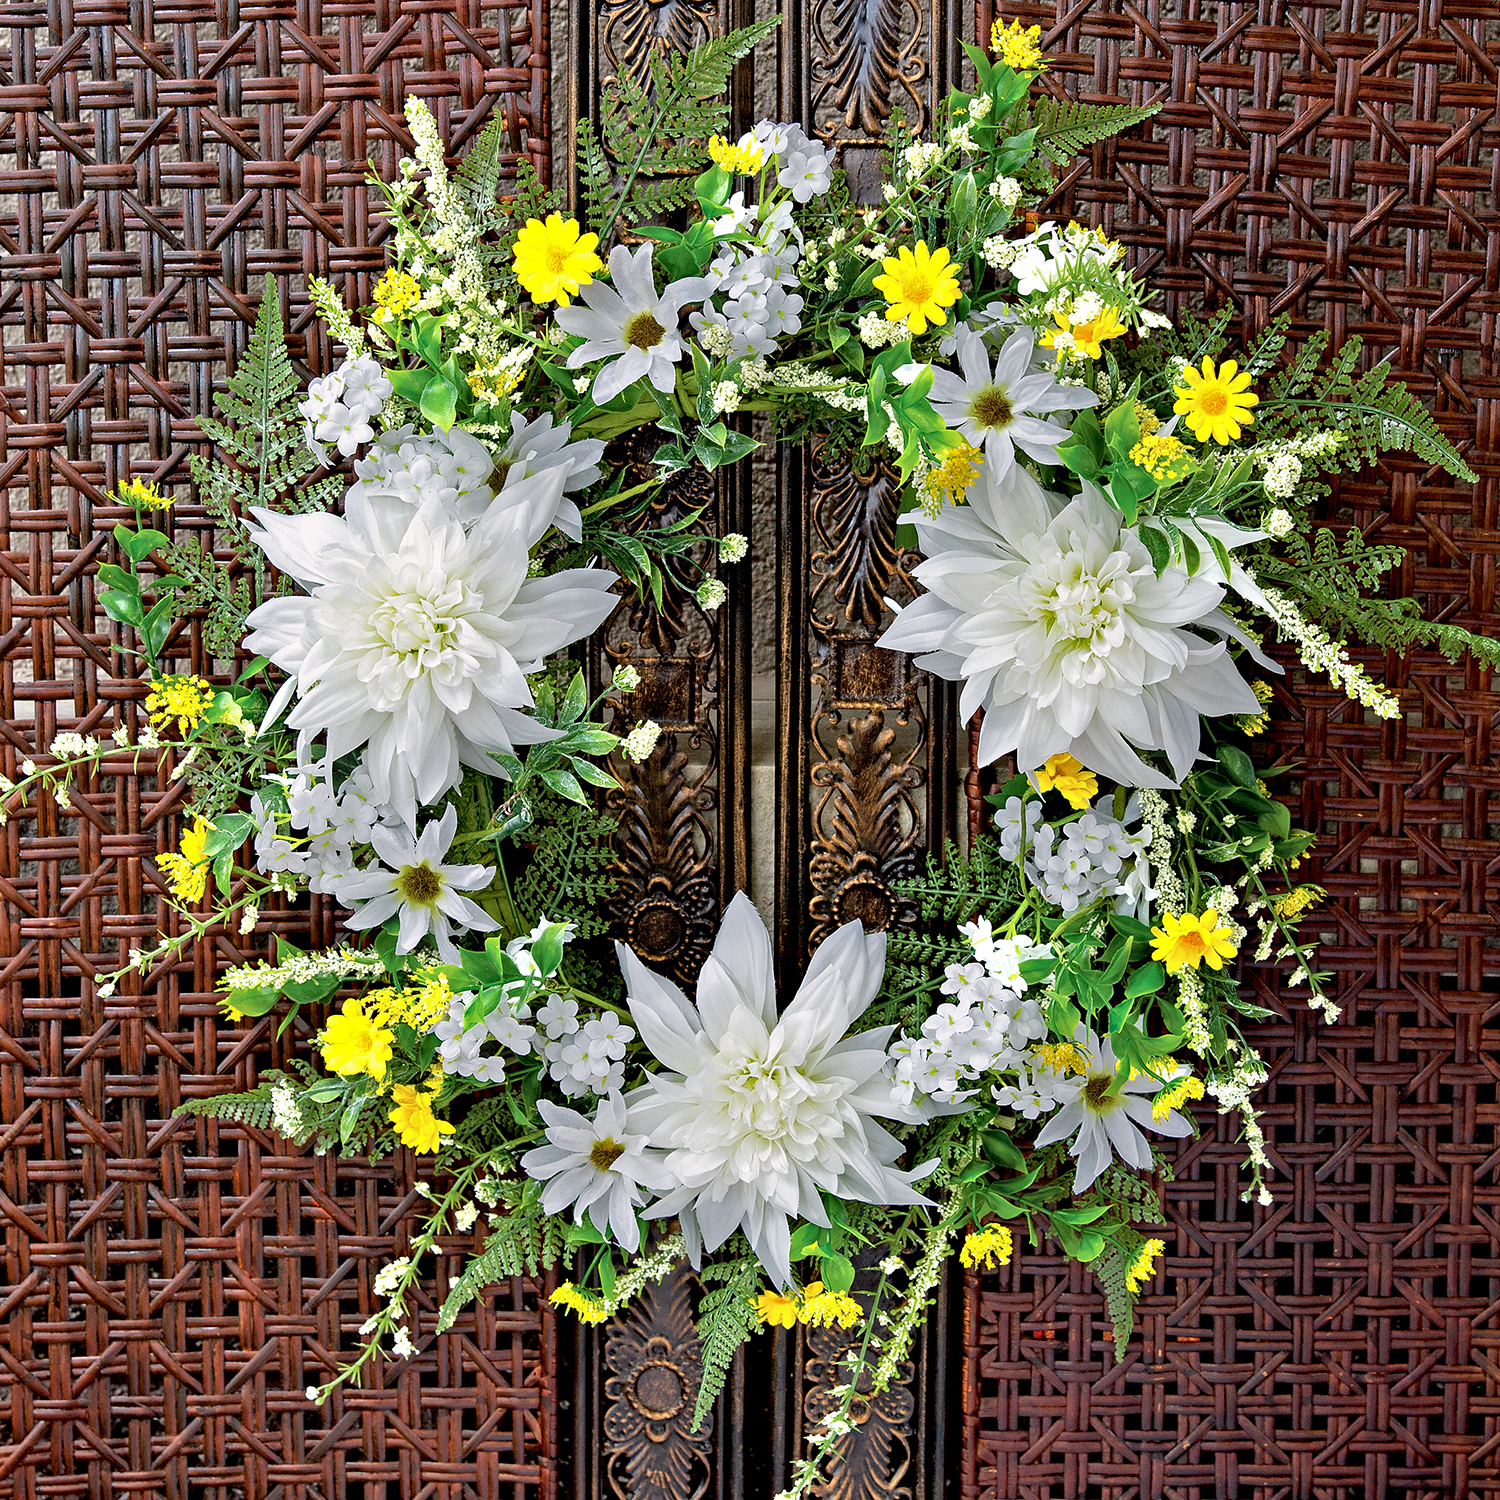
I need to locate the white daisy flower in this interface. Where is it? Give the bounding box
[555,243,710,404]
[335,805,499,963]
[520,1093,672,1253]
[905,326,1097,474]
[1032,1026,1195,1193]
[494,412,605,542]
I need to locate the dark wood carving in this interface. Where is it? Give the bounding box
[801,1319,918,1500]
[604,1266,714,1500]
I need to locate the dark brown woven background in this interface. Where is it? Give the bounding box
[966,4,1500,1498]
[0,3,555,1495]
[4,0,1499,1496]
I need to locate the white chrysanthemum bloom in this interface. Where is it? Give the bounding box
[555,243,709,403]
[901,327,1097,475]
[334,804,499,963]
[494,412,605,542]
[619,893,936,1287]
[878,459,1262,787]
[1032,1026,1194,1192]
[520,1093,672,1254]
[348,424,497,529]
[244,474,617,826]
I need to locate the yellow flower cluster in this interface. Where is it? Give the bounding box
[146,675,213,737]
[959,1224,1014,1271]
[1151,1073,1204,1123]
[388,1080,454,1153]
[708,133,764,175]
[157,815,214,903]
[1033,1041,1089,1076]
[467,364,524,403]
[371,267,422,324]
[1031,751,1098,810]
[1237,677,1274,736]
[1040,305,1125,361]
[798,1282,862,1330]
[922,439,983,514]
[1272,884,1324,922]
[1134,404,1161,436]
[754,1280,862,1329]
[1150,911,1238,974]
[551,1283,609,1324]
[366,975,454,1033]
[119,476,172,510]
[1128,432,1192,482]
[874,242,961,336]
[319,997,394,1080]
[991,18,1047,71]
[1125,1238,1164,1295]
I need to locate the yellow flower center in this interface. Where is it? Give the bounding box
[1084,1075,1115,1109]
[625,311,666,350]
[1198,389,1228,416]
[970,385,1014,429]
[590,1138,626,1171]
[396,862,443,907]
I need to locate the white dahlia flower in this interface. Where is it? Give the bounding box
[619,892,935,1288]
[1032,1025,1194,1193]
[878,459,1261,787]
[244,474,617,826]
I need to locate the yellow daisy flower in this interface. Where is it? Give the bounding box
[1030,752,1098,810]
[708,133,764,175]
[1039,305,1126,360]
[873,242,962,336]
[1173,357,1257,445]
[756,1288,800,1328]
[959,1224,1014,1271]
[388,1082,454,1154]
[512,214,603,306]
[1149,911,1239,974]
[156,814,215,903]
[318,998,394,1080]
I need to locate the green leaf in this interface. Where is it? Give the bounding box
[1217,744,1258,789]
[420,376,459,431]
[981,1128,1027,1172]
[1124,961,1165,999]
[821,1251,855,1294]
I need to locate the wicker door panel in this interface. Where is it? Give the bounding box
[963,5,1500,1499]
[0,3,554,1495]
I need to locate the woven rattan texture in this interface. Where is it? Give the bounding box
[963,4,1500,1498]
[0,3,554,1495]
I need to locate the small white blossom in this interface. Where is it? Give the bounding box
[621,720,661,763]
[718,533,748,563]
[696,579,728,612]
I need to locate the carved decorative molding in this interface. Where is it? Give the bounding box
[604,1266,715,1500]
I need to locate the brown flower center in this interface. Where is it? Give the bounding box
[625,311,667,351]
[970,384,1014,430]
[396,862,443,907]
[1084,1075,1115,1109]
[590,1138,626,1171]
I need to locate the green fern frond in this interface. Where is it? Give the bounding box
[1029,98,1162,161]
[693,1256,760,1431]
[436,1189,569,1332]
[175,1086,277,1131]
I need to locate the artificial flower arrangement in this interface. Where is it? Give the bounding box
[13,15,1489,1493]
